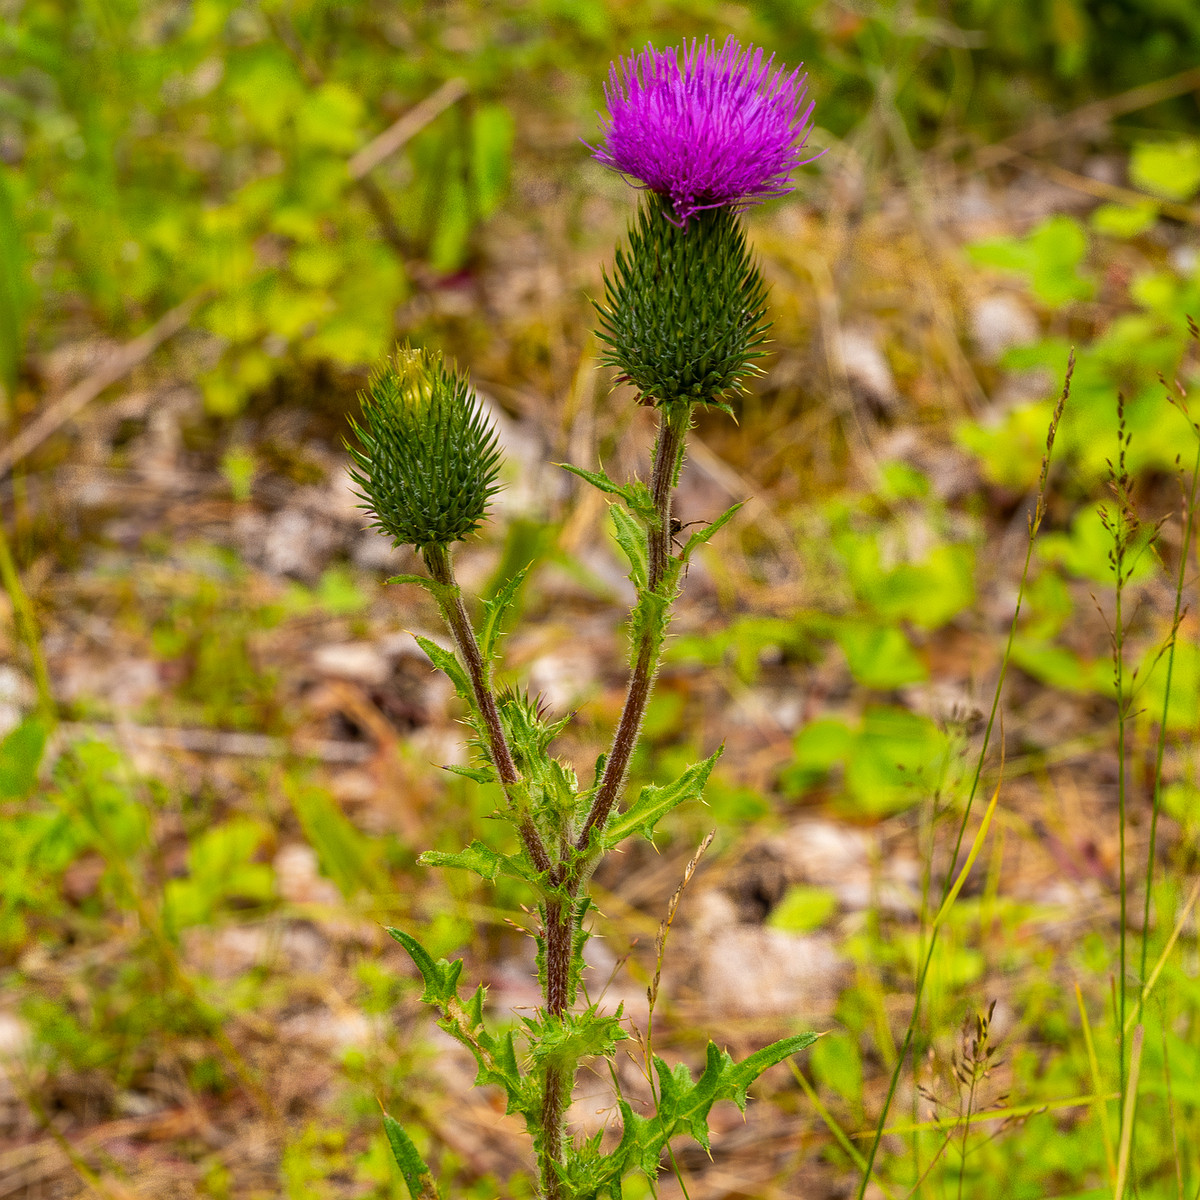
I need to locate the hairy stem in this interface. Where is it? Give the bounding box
[422,544,552,876]
[538,898,573,1200]
[576,405,688,856]
[538,1059,569,1200]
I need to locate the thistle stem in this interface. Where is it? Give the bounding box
[422,544,553,876]
[539,898,572,1200]
[576,405,688,857]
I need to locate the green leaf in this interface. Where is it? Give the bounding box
[610,503,647,589]
[1130,139,1200,202]
[680,500,745,561]
[619,1035,817,1174]
[286,781,390,900]
[524,1007,627,1071]
[382,1114,441,1200]
[470,103,514,219]
[599,748,722,851]
[163,816,275,929]
[0,169,28,394]
[558,462,634,501]
[412,634,473,705]
[833,622,927,689]
[385,573,433,589]
[479,564,530,664]
[386,927,464,1008]
[0,718,46,800]
[968,215,1093,308]
[418,841,540,886]
[441,763,495,784]
[767,885,838,934]
[1090,201,1158,238]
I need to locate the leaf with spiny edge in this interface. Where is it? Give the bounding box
[386,572,436,591]
[680,500,746,562]
[419,840,543,887]
[522,1005,628,1071]
[387,928,536,1120]
[441,763,495,784]
[610,502,647,588]
[411,634,473,705]
[387,927,463,1008]
[612,1034,818,1177]
[598,747,722,853]
[558,462,636,502]
[479,563,531,665]
[382,1114,441,1200]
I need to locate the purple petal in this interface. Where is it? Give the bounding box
[591,36,818,224]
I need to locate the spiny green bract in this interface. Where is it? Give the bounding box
[347,345,503,549]
[594,197,770,408]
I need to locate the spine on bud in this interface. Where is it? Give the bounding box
[593,196,770,410]
[347,344,503,551]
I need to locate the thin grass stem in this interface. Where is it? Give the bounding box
[0,513,54,721]
[1140,434,1200,983]
[854,354,1072,1199]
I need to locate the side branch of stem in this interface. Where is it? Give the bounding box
[422,544,553,876]
[575,407,687,858]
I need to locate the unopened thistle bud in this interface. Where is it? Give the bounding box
[348,346,503,550]
[594,198,770,408]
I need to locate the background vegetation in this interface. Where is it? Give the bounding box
[2,1,1200,1197]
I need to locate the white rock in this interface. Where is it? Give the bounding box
[275,843,341,906]
[694,926,846,1018]
[840,328,899,415]
[312,642,390,685]
[971,294,1038,363]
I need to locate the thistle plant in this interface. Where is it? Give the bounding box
[353,37,818,1200]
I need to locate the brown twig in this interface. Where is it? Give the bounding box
[0,292,208,481]
[53,721,374,764]
[347,77,469,181]
[970,64,1200,171]
[1006,152,1200,225]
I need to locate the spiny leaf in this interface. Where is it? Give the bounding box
[599,748,722,851]
[523,1007,628,1070]
[614,1034,817,1175]
[681,500,746,561]
[411,634,473,704]
[382,1114,442,1200]
[386,927,463,1008]
[610,502,647,589]
[479,563,531,664]
[386,572,437,590]
[441,763,495,784]
[558,462,635,501]
[419,841,541,886]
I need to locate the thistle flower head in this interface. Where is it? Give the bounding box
[592,36,817,226]
[347,345,503,550]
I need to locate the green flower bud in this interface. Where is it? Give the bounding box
[347,345,503,550]
[594,196,770,409]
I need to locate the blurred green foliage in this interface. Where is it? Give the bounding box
[5,0,1200,421]
[759,0,1200,141]
[2,0,519,415]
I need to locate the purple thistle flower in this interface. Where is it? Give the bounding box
[591,36,818,226]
